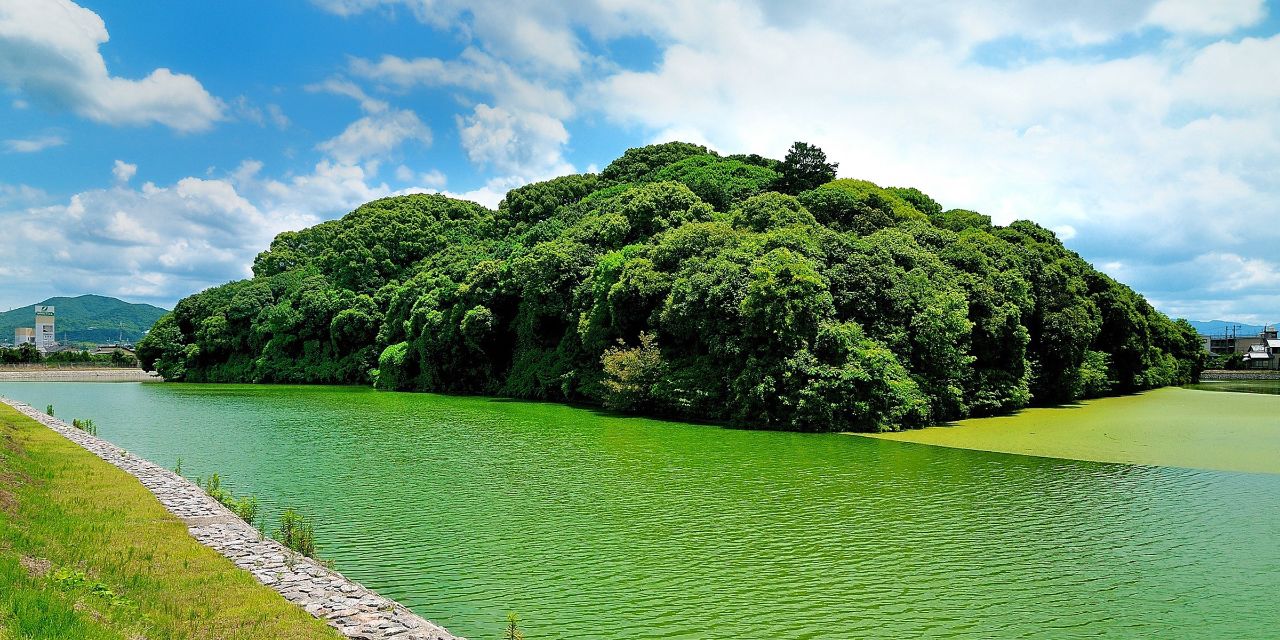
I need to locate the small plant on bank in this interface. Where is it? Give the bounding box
[46,404,54,416]
[504,612,526,640]
[202,473,227,504]
[197,471,262,526]
[71,418,98,436]
[231,494,260,526]
[274,508,317,558]
[173,456,183,475]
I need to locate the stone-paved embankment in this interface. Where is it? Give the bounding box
[1,398,461,640]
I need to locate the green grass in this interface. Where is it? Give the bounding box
[865,387,1280,474]
[0,403,342,639]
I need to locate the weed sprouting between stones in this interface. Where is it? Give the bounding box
[274,508,317,558]
[198,472,261,526]
[71,418,97,436]
[192,468,322,559]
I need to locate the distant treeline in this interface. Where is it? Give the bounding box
[138,141,1203,432]
[0,345,137,367]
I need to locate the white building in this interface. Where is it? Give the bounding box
[34,305,55,352]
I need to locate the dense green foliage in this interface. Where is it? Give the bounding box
[139,142,1203,432]
[0,294,167,346]
[0,346,136,367]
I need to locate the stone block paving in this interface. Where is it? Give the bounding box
[2,398,462,640]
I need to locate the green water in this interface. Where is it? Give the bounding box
[3,383,1278,639]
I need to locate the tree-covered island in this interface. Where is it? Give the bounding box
[138,142,1203,432]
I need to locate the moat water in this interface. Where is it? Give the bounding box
[3,382,1276,639]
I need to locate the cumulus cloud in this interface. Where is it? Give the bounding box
[308,75,433,167]
[0,0,224,131]
[350,48,575,178]
[3,134,64,153]
[112,160,137,183]
[0,153,415,306]
[0,174,307,303]
[456,104,571,176]
[318,109,431,164]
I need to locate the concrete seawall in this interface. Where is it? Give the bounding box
[0,397,461,640]
[0,367,161,382]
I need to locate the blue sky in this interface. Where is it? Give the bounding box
[1,0,1278,323]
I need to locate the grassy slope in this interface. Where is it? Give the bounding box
[0,295,167,345]
[0,403,340,639]
[865,387,1280,474]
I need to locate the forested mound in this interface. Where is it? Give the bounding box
[138,142,1203,432]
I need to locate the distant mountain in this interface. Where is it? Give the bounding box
[0,295,168,346]
[1188,320,1276,336]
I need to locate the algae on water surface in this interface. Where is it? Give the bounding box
[868,386,1280,474]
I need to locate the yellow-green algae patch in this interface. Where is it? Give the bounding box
[864,387,1280,474]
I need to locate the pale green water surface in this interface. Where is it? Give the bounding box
[1,382,1277,639]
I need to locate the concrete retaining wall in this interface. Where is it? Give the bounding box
[1200,369,1280,381]
[0,368,161,382]
[0,397,461,640]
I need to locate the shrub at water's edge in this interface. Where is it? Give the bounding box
[137,141,1204,432]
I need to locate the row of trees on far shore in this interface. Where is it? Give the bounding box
[0,345,137,367]
[138,141,1204,432]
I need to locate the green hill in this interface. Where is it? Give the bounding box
[138,141,1203,433]
[0,295,168,346]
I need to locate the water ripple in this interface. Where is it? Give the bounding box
[3,381,1278,639]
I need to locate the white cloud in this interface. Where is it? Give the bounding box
[3,134,64,153]
[350,48,576,180]
[112,160,137,183]
[254,159,395,218]
[0,153,424,306]
[0,175,310,303]
[318,108,431,164]
[0,0,224,131]
[456,104,571,176]
[318,0,588,73]
[1143,0,1266,35]
[351,48,574,117]
[309,75,432,165]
